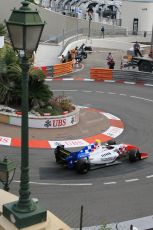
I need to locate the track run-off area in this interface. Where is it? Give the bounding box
[1,78,153,228]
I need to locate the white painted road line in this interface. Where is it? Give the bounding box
[125,179,139,182]
[84,79,94,81]
[146,175,153,178]
[108,92,116,95]
[104,182,117,185]
[45,78,52,81]
[82,90,93,93]
[124,82,136,85]
[130,96,153,102]
[104,80,116,83]
[96,91,105,94]
[13,180,93,186]
[62,78,74,81]
[144,84,153,87]
[119,94,127,96]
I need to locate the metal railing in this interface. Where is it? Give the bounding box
[112,69,153,84]
[44,25,126,45]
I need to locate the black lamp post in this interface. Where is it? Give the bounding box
[149,25,153,58]
[0,157,16,192]
[88,14,92,38]
[3,1,47,228]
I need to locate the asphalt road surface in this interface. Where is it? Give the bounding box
[1,49,153,229]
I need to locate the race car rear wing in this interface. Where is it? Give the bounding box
[54,145,71,159]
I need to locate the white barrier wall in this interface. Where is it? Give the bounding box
[0,36,4,48]
[34,43,61,66]
[0,107,80,129]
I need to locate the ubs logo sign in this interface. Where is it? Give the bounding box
[44,119,66,128]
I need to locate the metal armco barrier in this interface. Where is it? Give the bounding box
[112,70,153,83]
[90,68,153,83]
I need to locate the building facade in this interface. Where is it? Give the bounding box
[121,0,153,35]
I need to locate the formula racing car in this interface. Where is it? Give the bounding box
[54,140,149,174]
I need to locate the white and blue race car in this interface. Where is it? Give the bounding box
[54,140,148,174]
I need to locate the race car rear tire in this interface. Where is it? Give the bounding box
[107,140,116,145]
[55,154,61,164]
[76,159,90,174]
[128,149,141,162]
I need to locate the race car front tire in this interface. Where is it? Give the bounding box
[76,159,90,174]
[128,149,141,162]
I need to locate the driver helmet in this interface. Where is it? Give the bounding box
[94,139,101,146]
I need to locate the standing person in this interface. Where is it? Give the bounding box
[106,52,113,65]
[101,25,105,38]
[61,55,66,63]
[70,48,76,60]
[106,52,115,69]
[109,59,115,69]
[67,51,72,62]
[133,41,142,57]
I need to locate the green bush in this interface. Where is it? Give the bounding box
[49,96,75,113]
[36,96,75,116]
[0,45,75,116]
[0,23,7,36]
[100,224,112,230]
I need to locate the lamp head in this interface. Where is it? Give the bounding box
[0,157,16,191]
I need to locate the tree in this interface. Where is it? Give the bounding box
[29,67,53,109]
[0,45,74,115]
[0,45,53,110]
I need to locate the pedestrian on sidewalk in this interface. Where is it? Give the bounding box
[101,25,105,38]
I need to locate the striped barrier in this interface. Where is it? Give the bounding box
[35,61,73,77]
[33,66,53,77]
[90,68,113,80]
[54,61,73,76]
